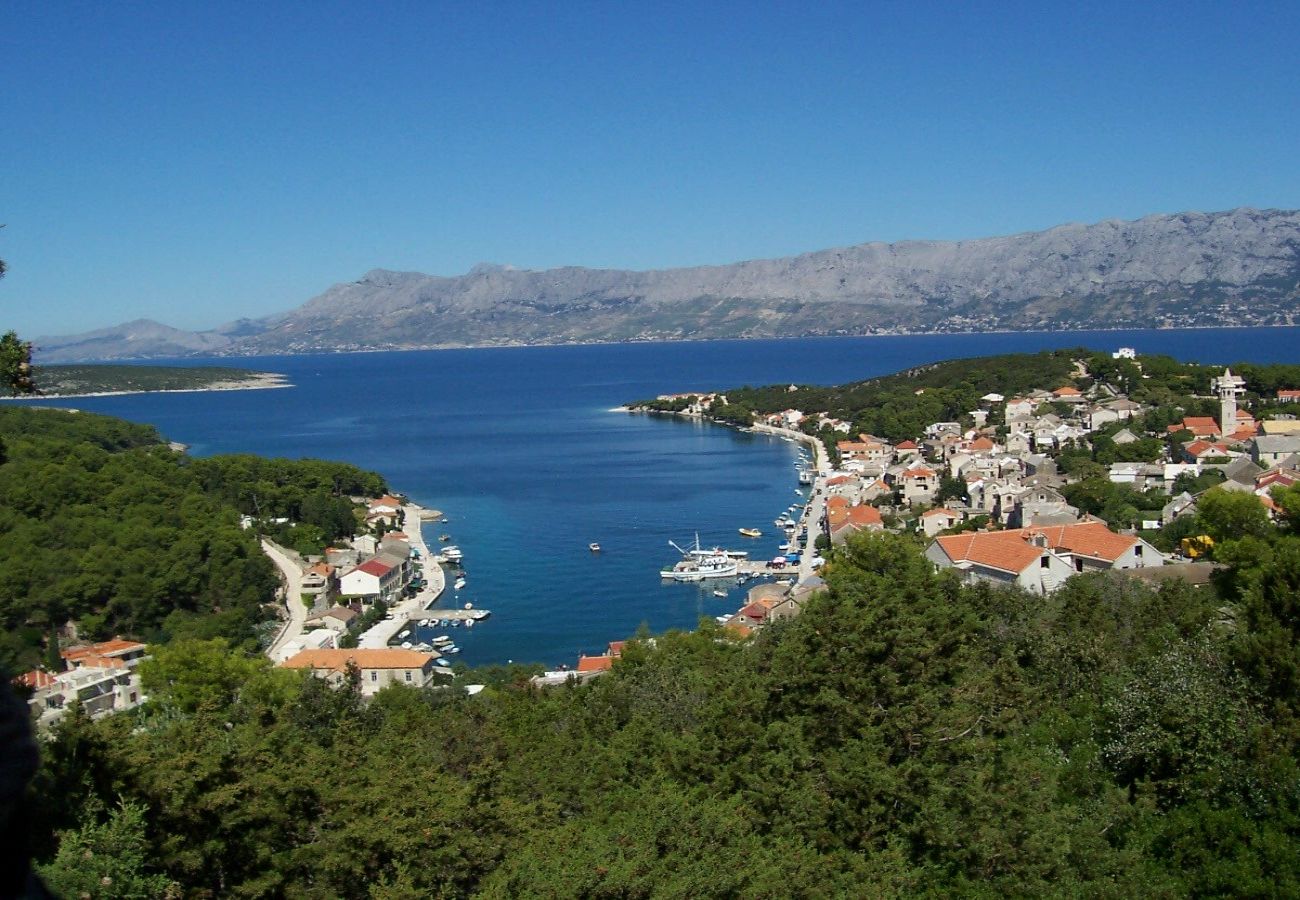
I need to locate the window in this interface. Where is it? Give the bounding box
[1134,545,1143,556]
[405,671,412,682]
[1040,555,1050,569]
[1075,558,1084,573]
[370,671,378,682]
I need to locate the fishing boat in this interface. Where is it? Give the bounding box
[442,546,463,562]
[660,535,739,581]
[738,527,762,538]
[589,542,601,552]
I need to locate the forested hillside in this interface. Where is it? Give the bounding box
[0,407,387,672]
[28,515,1300,896]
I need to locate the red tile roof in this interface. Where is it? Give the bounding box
[16,669,57,690]
[576,654,614,672]
[921,507,959,519]
[896,440,919,450]
[355,558,394,577]
[935,522,1139,573]
[902,467,935,478]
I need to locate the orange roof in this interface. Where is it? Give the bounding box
[16,670,57,690]
[826,475,855,486]
[724,619,754,638]
[740,602,770,621]
[607,640,627,657]
[1183,416,1218,429]
[967,437,995,451]
[921,507,959,519]
[1279,390,1300,399]
[281,648,435,672]
[576,654,614,672]
[62,638,146,663]
[1032,522,1138,561]
[845,506,883,526]
[902,467,935,478]
[935,531,1045,574]
[936,522,1139,572]
[1053,386,1081,396]
[826,495,850,509]
[896,440,919,450]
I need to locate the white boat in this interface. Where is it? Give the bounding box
[442,546,463,561]
[435,658,451,667]
[660,534,739,581]
[445,646,461,654]
[712,589,727,598]
[689,547,747,560]
[401,641,412,649]
[715,615,731,624]
[398,629,410,638]
[589,542,601,552]
[778,543,790,551]
[454,577,467,590]
[432,635,453,645]
[738,527,761,538]
[464,618,474,628]
[470,610,490,620]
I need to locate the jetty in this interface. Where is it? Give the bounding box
[357,502,447,648]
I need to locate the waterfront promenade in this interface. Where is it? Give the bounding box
[358,502,447,648]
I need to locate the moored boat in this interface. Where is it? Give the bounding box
[738,527,762,538]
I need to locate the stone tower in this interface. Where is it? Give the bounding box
[1212,367,1246,436]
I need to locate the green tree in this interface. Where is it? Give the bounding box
[37,799,177,899]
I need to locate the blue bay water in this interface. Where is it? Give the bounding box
[33,327,1300,667]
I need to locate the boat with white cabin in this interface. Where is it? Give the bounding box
[660,535,739,581]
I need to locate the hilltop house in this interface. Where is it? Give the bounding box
[926,522,1163,594]
[281,648,441,697]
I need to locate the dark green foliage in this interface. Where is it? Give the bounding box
[715,350,1079,442]
[0,409,386,671]
[28,527,1300,895]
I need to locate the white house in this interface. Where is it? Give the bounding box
[281,648,442,697]
[926,521,1163,595]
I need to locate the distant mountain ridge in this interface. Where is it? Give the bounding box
[34,208,1300,362]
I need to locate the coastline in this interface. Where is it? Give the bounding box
[6,373,293,400]
[196,321,1300,358]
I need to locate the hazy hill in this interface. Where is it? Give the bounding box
[34,208,1300,361]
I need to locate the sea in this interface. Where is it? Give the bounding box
[29,327,1300,668]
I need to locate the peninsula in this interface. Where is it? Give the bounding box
[21,363,291,398]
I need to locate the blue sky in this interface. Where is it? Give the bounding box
[3,1,1298,336]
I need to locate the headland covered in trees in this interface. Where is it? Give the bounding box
[16,363,292,398]
[9,350,1300,895]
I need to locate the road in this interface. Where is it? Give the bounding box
[263,539,307,661]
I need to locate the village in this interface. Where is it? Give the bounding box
[588,349,1300,674]
[18,493,478,726]
[19,349,1300,716]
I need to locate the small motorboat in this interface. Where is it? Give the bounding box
[712,589,727,598]
[738,528,761,538]
[463,602,473,610]
[464,618,474,628]
[454,577,467,590]
[450,619,461,627]
[589,542,601,552]
[398,630,410,639]
[435,658,451,667]
[439,534,451,542]
[400,641,412,649]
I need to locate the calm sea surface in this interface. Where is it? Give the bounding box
[32,327,1300,666]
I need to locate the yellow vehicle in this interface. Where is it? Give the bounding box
[1181,534,1215,559]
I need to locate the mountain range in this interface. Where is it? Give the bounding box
[33,207,1300,362]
